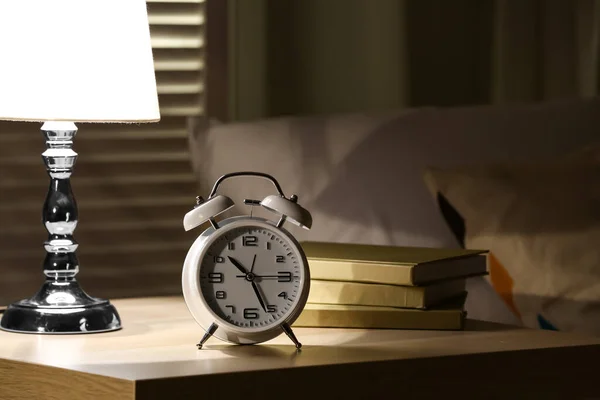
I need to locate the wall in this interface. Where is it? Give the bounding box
[227,0,495,121]
[225,0,600,122]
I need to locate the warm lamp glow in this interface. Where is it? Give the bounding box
[0,0,160,123]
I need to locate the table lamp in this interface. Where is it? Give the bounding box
[0,1,160,334]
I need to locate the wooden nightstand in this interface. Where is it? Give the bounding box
[0,296,598,399]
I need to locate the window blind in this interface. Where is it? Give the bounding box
[0,0,205,304]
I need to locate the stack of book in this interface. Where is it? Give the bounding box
[293,242,487,330]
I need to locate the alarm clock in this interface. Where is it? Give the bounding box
[181,172,312,349]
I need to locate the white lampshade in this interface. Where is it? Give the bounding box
[0,0,160,123]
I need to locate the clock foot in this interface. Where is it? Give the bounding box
[282,323,302,350]
[197,323,218,349]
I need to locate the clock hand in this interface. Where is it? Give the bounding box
[234,274,296,279]
[227,256,249,274]
[251,281,268,312]
[250,254,257,273]
[256,272,295,279]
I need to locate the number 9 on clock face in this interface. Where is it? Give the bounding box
[182,217,311,345]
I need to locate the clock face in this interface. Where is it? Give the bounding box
[198,225,305,330]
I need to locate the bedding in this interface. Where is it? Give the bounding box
[424,159,600,334]
[189,98,600,326]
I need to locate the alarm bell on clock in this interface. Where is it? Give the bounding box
[181,172,312,350]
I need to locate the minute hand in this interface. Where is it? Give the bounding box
[251,281,268,312]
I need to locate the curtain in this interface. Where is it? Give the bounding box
[493,0,600,103]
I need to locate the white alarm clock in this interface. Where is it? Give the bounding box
[182,172,312,349]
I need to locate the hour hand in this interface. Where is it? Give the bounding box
[227,256,248,274]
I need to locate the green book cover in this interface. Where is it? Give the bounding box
[294,295,467,330]
[302,241,487,286]
[307,279,466,309]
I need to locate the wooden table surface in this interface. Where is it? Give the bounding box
[0,296,599,400]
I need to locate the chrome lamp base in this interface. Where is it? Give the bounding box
[0,282,121,334]
[0,121,122,334]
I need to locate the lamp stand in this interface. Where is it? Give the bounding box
[0,122,122,334]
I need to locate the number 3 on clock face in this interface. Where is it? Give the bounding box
[182,217,311,345]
